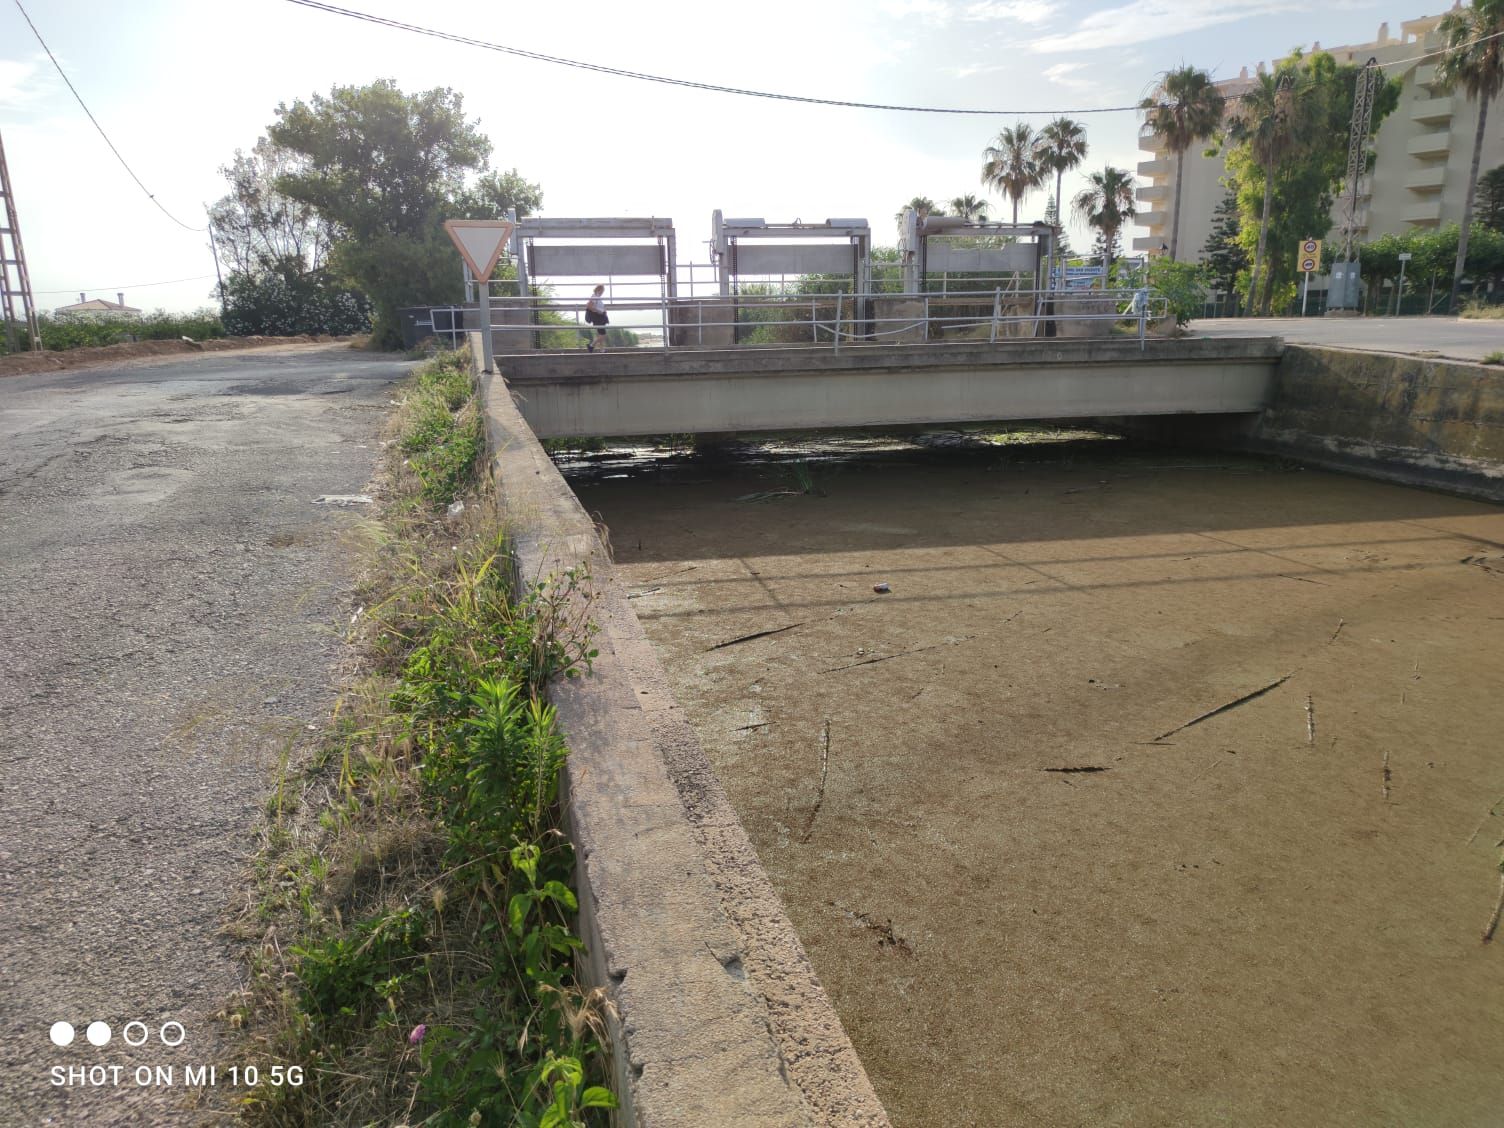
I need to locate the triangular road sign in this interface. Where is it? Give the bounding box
[444,219,516,281]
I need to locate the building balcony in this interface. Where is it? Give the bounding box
[1413,63,1439,88]
[1403,200,1443,224]
[1405,166,1447,192]
[1131,235,1161,252]
[1137,210,1168,230]
[1136,184,1170,203]
[1411,95,1454,124]
[1136,158,1171,178]
[1407,131,1452,157]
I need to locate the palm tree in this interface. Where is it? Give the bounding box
[1225,69,1309,315]
[1140,67,1225,260]
[982,123,1045,225]
[1072,166,1137,277]
[895,196,943,227]
[1437,0,1504,311]
[1034,117,1088,286]
[948,194,989,222]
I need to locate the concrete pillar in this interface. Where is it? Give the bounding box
[669,299,736,347]
[873,297,927,343]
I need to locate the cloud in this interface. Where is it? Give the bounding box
[962,0,1056,24]
[0,58,50,110]
[947,61,1007,79]
[878,0,1056,26]
[878,0,957,20]
[1042,61,1095,91]
[1029,0,1302,53]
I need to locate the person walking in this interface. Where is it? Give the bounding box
[584,284,608,352]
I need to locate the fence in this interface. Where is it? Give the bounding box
[437,286,1172,358]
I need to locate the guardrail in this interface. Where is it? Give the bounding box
[436,287,1171,357]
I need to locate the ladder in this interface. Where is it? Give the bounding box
[0,129,43,353]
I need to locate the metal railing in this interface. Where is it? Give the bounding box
[444,286,1172,357]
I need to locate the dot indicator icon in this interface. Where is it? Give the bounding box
[85,1021,112,1047]
[49,1022,75,1047]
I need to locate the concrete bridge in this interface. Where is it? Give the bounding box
[496,337,1283,439]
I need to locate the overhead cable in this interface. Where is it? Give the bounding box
[281,0,1142,116]
[12,0,205,232]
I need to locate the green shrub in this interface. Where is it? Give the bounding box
[1146,258,1211,327]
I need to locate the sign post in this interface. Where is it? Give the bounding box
[1395,252,1412,315]
[1297,238,1322,316]
[443,219,515,374]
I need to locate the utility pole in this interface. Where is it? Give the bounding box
[1338,58,1382,265]
[1328,58,1382,315]
[0,129,43,352]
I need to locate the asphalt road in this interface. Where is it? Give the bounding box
[1190,315,1504,360]
[0,345,408,1125]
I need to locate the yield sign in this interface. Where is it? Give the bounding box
[444,219,515,281]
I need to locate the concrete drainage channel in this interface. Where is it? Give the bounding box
[478,358,891,1126]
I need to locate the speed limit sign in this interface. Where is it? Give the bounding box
[1298,238,1322,273]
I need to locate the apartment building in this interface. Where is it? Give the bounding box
[1134,9,1504,259]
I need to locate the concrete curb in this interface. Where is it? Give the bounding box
[477,356,891,1126]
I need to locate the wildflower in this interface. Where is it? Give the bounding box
[409,1023,427,1046]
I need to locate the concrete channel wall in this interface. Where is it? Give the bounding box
[1113,344,1504,502]
[1255,345,1504,501]
[477,360,891,1127]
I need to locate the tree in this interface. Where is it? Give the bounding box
[1073,166,1136,276]
[268,80,498,345]
[208,138,333,277]
[463,168,544,220]
[1042,194,1074,261]
[1034,117,1088,285]
[948,194,989,222]
[1224,70,1308,314]
[982,123,1045,225]
[1221,52,1398,314]
[1479,164,1504,232]
[1202,189,1248,302]
[1436,0,1504,311]
[1140,68,1225,260]
[208,138,371,336]
[896,196,943,226]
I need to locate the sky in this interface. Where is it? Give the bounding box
[0,0,1422,315]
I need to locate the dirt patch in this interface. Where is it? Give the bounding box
[0,334,356,379]
[571,440,1504,1127]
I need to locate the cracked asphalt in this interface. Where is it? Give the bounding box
[0,344,408,1125]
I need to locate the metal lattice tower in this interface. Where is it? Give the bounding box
[1338,58,1383,264]
[0,128,43,353]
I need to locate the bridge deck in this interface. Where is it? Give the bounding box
[496,336,1284,439]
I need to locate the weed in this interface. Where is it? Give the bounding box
[228,347,613,1126]
[1482,350,1504,365]
[1460,299,1504,321]
[392,349,484,508]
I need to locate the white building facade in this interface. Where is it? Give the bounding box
[1135,10,1504,260]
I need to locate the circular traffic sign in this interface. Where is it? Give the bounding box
[1302,239,1319,254]
[1300,256,1318,272]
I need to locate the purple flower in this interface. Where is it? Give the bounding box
[408,1024,427,1046]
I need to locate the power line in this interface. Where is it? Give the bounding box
[12,0,205,232]
[281,0,1143,116]
[34,275,216,295]
[285,0,1504,120]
